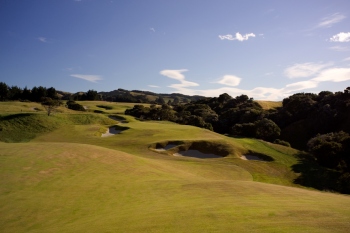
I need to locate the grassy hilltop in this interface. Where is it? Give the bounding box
[0,101,350,233]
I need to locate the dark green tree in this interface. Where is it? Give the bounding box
[307,131,350,169]
[9,86,22,100]
[0,82,9,101]
[85,90,99,100]
[255,118,281,141]
[155,96,166,105]
[47,87,58,99]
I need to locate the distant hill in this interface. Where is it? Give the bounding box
[91,88,205,104]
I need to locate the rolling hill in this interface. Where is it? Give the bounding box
[0,101,349,232]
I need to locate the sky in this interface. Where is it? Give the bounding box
[1,0,350,100]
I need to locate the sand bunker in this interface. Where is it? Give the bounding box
[240,155,264,161]
[154,144,178,152]
[101,126,122,137]
[174,150,221,159]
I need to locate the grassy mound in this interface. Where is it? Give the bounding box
[0,113,116,142]
[150,140,236,157]
[0,113,62,142]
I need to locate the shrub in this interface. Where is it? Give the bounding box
[274,139,291,147]
[66,100,85,111]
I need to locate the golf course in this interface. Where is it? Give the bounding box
[1,101,350,233]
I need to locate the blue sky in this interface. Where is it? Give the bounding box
[1,0,350,100]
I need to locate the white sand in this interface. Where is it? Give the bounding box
[240,155,263,161]
[174,150,221,159]
[101,126,122,137]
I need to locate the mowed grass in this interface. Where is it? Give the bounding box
[1,142,350,233]
[1,101,350,232]
[75,101,151,114]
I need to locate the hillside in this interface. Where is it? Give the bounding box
[1,101,350,232]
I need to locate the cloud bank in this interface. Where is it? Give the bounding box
[160,66,350,101]
[219,32,256,41]
[70,74,103,83]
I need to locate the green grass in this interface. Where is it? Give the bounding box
[75,101,151,114]
[1,101,350,232]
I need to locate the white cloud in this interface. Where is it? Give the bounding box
[160,69,199,90]
[150,28,155,32]
[312,68,350,82]
[148,85,159,88]
[330,32,350,42]
[283,80,319,92]
[284,62,332,78]
[70,74,102,83]
[160,69,187,81]
[218,32,256,42]
[217,75,241,86]
[344,57,350,61]
[318,13,346,28]
[38,37,47,43]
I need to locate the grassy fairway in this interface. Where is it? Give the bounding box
[1,101,350,232]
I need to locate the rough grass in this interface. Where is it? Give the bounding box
[1,101,350,232]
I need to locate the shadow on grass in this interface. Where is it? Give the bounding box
[292,152,340,191]
[0,113,33,121]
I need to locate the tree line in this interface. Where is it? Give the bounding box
[0,82,101,101]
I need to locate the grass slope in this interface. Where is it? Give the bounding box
[1,142,350,233]
[1,101,350,232]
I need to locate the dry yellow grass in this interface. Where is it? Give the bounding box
[256,100,282,110]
